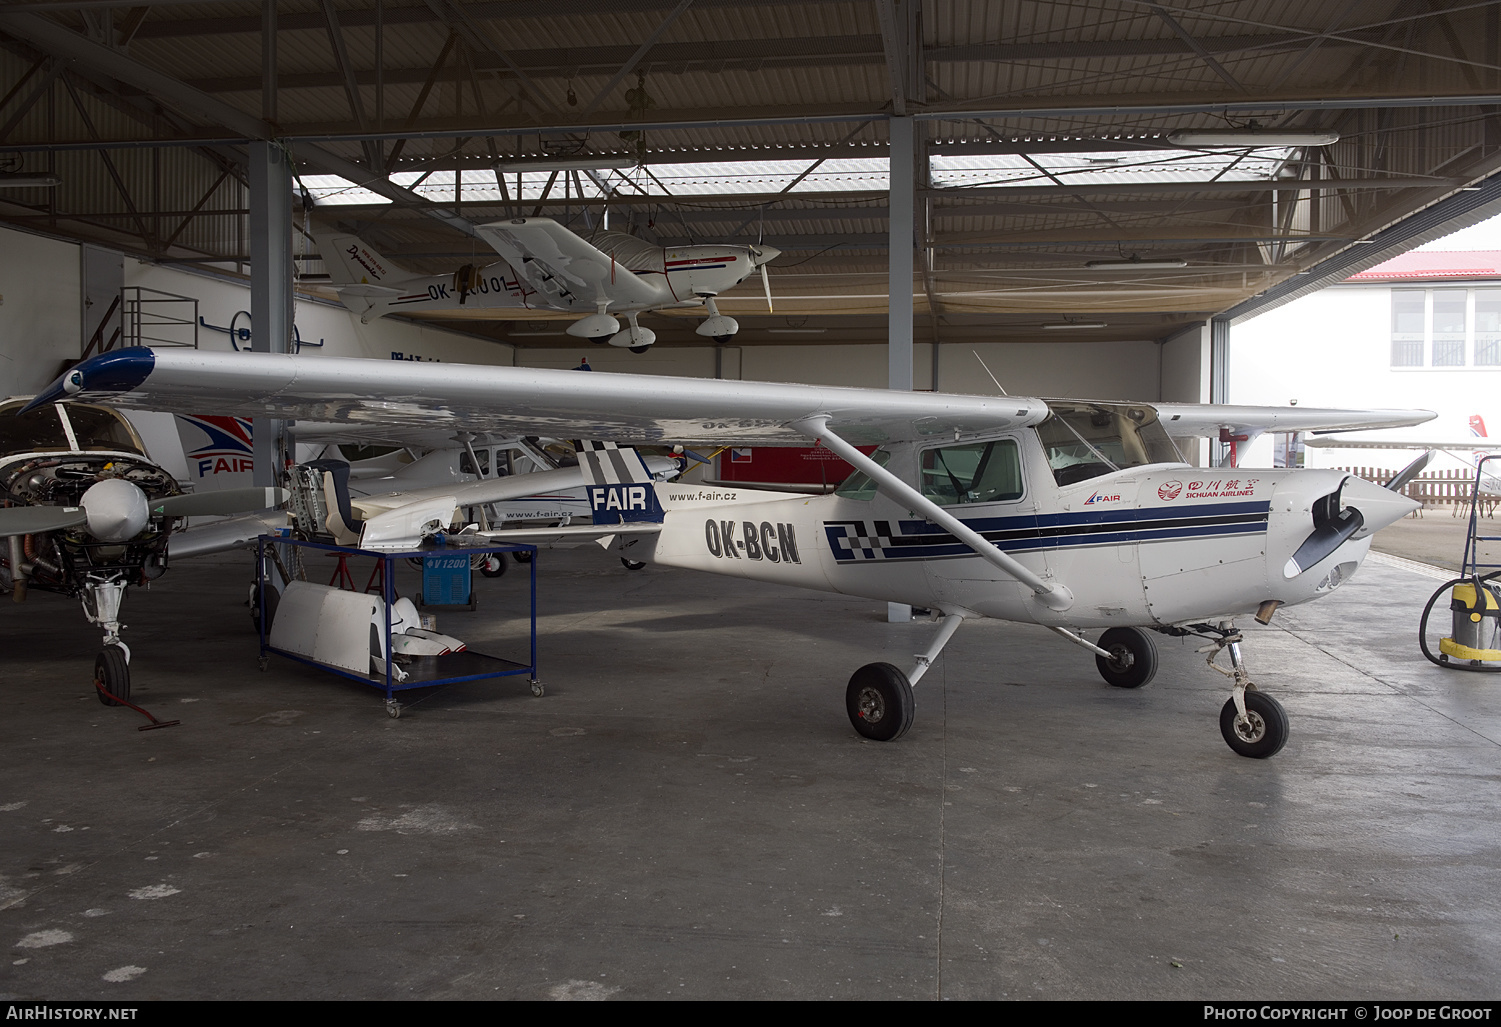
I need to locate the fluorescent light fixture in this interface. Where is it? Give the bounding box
[1043,321,1108,330]
[766,327,828,334]
[1167,130,1339,147]
[493,156,635,172]
[0,174,61,188]
[1084,258,1188,270]
[508,330,568,337]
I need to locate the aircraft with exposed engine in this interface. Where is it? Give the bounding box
[0,396,285,708]
[32,348,1438,758]
[314,217,779,351]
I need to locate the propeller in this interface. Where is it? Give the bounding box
[0,486,288,542]
[1384,450,1436,493]
[749,244,779,314]
[0,505,87,536]
[151,487,289,518]
[1282,477,1364,579]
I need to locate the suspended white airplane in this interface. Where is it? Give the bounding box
[313,218,779,351]
[32,349,1435,758]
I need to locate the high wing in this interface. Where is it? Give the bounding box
[1303,438,1501,451]
[1154,403,1437,440]
[474,218,661,310]
[34,348,1052,447]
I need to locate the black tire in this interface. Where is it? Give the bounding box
[512,551,533,564]
[621,558,646,570]
[712,334,733,344]
[629,345,650,354]
[1219,690,1290,759]
[1095,627,1159,688]
[845,663,915,741]
[478,555,507,578]
[250,582,279,635]
[94,646,130,707]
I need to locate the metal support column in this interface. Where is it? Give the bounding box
[888,115,915,392]
[1210,318,1231,466]
[887,115,915,621]
[249,139,293,488]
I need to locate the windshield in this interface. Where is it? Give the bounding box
[63,405,144,454]
[1036,402,1182,487]
[0,400,71,454]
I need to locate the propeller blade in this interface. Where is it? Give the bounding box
[0,505,88,536]
[152,487,289,518]
[761,262,773,314]
[1385,450,1436,492]
[1283,478,1365,578]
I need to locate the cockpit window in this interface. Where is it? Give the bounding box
[920,439,1024,506]
[0,400,72,454]
[833,448,892,501]
[1037,402,1182,487]
[63,406,144,454]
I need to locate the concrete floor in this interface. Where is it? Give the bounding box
[2,546,1500,1001]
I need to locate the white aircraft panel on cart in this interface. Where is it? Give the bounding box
[34,348,1437,759]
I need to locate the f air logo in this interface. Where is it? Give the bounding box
[705,520,800,564]
[589,484,663,524]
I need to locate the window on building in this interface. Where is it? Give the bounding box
[1477,290,1501,366]
[1432,289,1467,366]
[1390,290,1425,367]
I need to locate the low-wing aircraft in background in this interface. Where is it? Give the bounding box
[33,349,1435,758]
[0,397,284,707]
[314,217,779,351]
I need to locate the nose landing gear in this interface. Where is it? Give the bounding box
[1199,625,1290,758]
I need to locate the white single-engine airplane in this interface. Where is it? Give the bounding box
[0,396,284,707]
[315,218,779,351]
[32,349,1435,757]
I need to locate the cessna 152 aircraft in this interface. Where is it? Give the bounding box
[0,397,284,706]
[314,218,779,351]
[31,348,1434,757]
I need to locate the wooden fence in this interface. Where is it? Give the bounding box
[1337,466,1496,517]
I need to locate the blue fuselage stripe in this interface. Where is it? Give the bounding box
[824,501,1271,561]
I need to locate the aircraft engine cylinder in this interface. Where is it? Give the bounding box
[81,478,150,543]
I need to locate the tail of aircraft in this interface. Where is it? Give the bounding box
[576,440,665,524]
[311,225,421,321]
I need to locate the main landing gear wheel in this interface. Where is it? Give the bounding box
[621,558,646,570]
[1095,627,1159,688]
[94,645,130,707]
[512,551,533,564]
[1219,690,1289,759]
[477,555,507,578]
[846,663,915,741]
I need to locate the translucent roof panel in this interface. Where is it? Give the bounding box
[930,148,1297,189]
[299,174,391,206]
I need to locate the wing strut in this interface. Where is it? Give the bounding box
[793,417,1074,613]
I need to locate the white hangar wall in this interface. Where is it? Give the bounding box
[0,226,82,398]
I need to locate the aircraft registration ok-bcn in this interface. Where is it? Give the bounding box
[32,347,1435,758]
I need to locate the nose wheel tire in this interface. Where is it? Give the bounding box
[1095,627,1159,688]
[94,645,130,707]
[845,663,915,741]
[1219,690,1289,758]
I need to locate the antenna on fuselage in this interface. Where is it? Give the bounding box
[972,351,1008,396]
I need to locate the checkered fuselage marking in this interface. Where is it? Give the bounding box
[823,500,1271,562]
